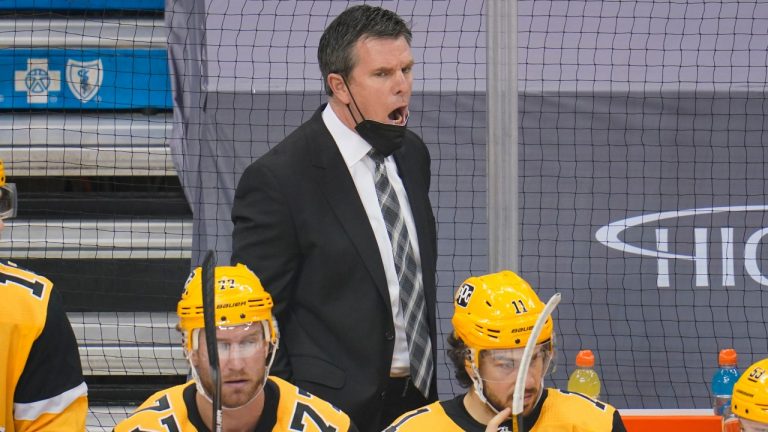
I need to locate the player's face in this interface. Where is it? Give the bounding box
[194,324,269,408]
[739,418,768,432]
[344,36,413,126]
[477,344,550,416]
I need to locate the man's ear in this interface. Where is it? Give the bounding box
[327,73,350,104]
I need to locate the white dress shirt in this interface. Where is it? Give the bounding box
[322,103,423,377]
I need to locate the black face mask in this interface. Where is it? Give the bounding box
[354,117,407,157]
[343,78,408,157]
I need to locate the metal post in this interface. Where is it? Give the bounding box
[487,0,519,271]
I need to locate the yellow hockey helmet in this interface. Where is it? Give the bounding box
[0,159,5,187]
[732,358,768,425]
[452,270,553,351]
[177,263,276,350]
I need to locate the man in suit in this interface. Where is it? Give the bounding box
[231,5,437,431]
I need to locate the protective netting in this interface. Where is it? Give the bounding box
[519,0,768,409]
[3,0,766,430]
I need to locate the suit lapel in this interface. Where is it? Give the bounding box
[307,109,392,305]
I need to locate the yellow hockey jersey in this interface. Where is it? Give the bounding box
[0,260,88,432]
[114,376,358,432]
[386,388,626,432]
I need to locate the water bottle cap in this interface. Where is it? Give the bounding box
[719,348,738,366]
[576,349,595,367]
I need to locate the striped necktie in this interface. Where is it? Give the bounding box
[369,149,433,397]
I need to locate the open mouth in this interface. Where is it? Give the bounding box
[388,106,408,125]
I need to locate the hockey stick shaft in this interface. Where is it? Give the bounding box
[511,293,562,432]
[201,250,223,432]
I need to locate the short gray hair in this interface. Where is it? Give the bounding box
[318,5,412,96]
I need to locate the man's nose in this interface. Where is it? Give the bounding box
[393,70,410,94]
[221,352,246,369]
[524,369,538,387]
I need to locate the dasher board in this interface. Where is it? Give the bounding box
[0,0,162,9]
[0,48,172,109]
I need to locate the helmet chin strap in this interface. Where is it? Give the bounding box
[469,349,504,414]
[186,321,279,411]
[471,372,504,414]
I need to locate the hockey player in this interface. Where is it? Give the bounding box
[114,264,358,431]
[0,159,88,431]
[386,270,626,431]
[731,358,768,432]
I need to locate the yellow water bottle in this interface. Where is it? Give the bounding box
[567,349,601,399]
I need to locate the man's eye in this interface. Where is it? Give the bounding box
[499,361,517,370]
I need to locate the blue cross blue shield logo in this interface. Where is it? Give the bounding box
[66,59,103,103]
[14,58,61,104]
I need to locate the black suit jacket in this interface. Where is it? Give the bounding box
[231,105,438,430]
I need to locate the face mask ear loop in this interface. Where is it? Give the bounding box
[341,75,367,125]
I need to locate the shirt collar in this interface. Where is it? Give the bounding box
[322,103,372,168]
